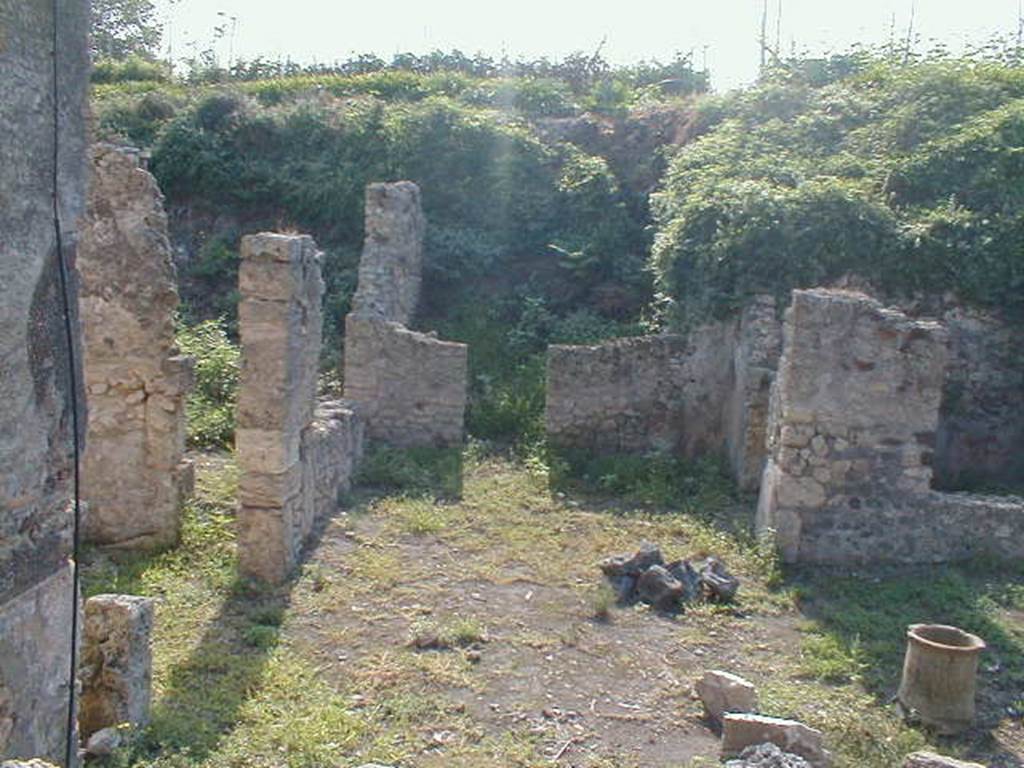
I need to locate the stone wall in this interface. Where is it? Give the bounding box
[0,0,91,761]
[545,298,781,491]
[343,182,468,448]
[237,234,363,583]
[351,182,425,326]
[344,315,468,447]
[934,307,1024,490]
[756,289,1024,564]
[78,144,193,550]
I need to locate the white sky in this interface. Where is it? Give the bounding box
[158,0,1023,90]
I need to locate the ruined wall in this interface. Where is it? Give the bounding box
[78,144,193,550]
[756,289,1024,564]
[934,307,1024,490]
[344,315,468,447]
[343,182,468,447]
[545,298,781,491]
[0,0,90,760]
[351,182,425,325]
[237,234,363,583]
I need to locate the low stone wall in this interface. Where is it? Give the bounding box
[756,289,1024,564]
[236,234,364,583]
[344,315,467,447]
[545,298,781,491]
[79,144,194,550]
[935,307,1024,490]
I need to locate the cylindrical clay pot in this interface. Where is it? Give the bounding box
[897,623,986,734]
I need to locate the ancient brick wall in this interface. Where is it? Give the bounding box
[78,144,193,550]
[0,0,90,761]
[756,289,1024,564]
[343,182,468,448]
[237,234,364,583]
[545,298,781,491]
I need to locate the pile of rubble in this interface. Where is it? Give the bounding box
[599,542,739,611]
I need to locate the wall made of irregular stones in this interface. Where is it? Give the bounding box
[343,181,468,448]
[757,289,1024,564]
[237,234,364,583]
[350,182,425,326]
[0,0,90,761]
[344,315,467,447]
[78,144,193,550]
[545,299,781,491]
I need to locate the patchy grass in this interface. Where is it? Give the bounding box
[82,449,1023,768]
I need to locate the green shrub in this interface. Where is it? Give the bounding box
[91,54,170,84]
[175,319,240,449]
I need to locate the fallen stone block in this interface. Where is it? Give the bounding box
[902,752,987,768]
[600,542,664,578]
[695,670,758,722]
[79,594,155,739]
[721,713,831,768]
[84,726,122,757]
[700,556,740,602]
[726,743,811,768]
[636,564,685,611]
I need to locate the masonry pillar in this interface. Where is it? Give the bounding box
[78,145,194,550]
[236,234,324,583]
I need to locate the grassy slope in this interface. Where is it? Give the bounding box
[83,450,1023,768]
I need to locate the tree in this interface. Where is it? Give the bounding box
[91,0,162,60]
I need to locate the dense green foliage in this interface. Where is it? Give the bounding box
[652,54,1024,323]
[93,57,696,442]
[91,0,162,60]
[175,319,240,449]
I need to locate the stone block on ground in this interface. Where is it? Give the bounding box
[695,670,758,722]
[721,713,831,768]
[79,594,155,738]
[902,751,986,768]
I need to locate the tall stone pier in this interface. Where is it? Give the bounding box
[343,182,468,448]
[78,144,194,550]
[0,0,90,761]
[237,234,364,584]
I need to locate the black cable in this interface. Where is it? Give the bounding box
[50,1,84,765]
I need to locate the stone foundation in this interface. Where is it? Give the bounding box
[79,144,194,550]
[237,234,364,583]
[545,298,781,491]
[79,595,154,739]
[0,0,90,761]
[756,289,1024,564]
[343,182,468,447]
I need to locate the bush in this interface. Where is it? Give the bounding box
[175,319,240,449]
[651,56,1024,323]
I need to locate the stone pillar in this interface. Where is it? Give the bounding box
[351,181,425,325]
[756,289,948,563]
[78,595,154,739]
[236,234,324,583]
[78,144,194,550]
[0,0,90,762]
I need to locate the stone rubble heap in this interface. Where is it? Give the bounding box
[725,743,812,768]
[599,542,739,611]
